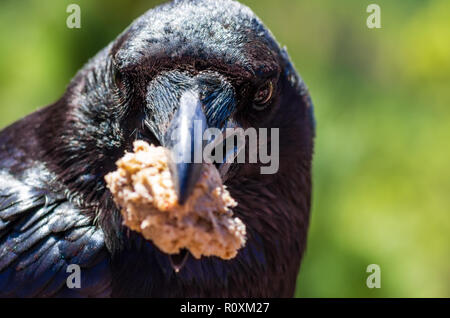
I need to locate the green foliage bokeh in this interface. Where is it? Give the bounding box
[0,0,448,297]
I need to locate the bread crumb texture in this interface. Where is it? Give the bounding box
[105,140,246,260]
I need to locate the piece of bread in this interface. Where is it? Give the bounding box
[105,140,246,260]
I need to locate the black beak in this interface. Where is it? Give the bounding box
[162,90,208,205]
[144,80,243,206]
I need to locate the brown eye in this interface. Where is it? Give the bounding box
[113,67,123,88]
[253,80,274,109]
[114,68,131,98]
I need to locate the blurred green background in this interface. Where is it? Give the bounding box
[0,0,448,297]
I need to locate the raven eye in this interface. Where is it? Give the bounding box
[253,80,274,109]
[113,68,120,84]
[113,67,126,92]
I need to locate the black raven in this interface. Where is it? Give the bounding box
[0,0,314,297]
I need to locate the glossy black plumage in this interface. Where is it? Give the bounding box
[0,0,314,297]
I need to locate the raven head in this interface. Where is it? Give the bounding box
[41,0,315,296]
